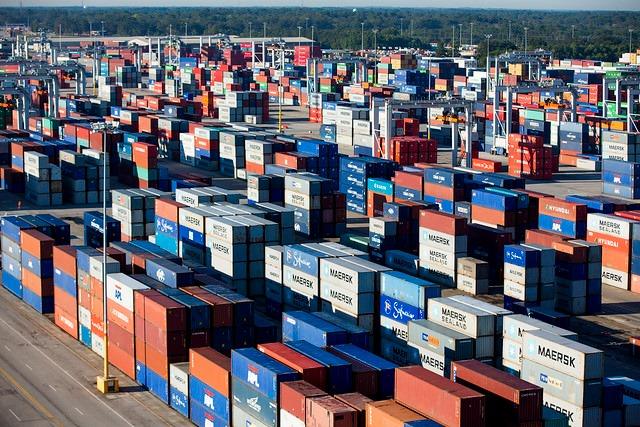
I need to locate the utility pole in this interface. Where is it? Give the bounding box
[452,25,455,56]
[485,34,492,80]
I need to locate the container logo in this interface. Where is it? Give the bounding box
[420,332,441,348]
[156,268,166,283]
[157,218,176,234]
[247,368,260,389]
[90,218,104,233]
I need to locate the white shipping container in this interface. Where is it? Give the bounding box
[522,329,604,380]
[282,264,318,297]
[504,280,538,302]
[319,257,375,293]
[169,362,190,397]
[320,280,374,315]
[280,409,305,427]
[427,297,495,338]
[380,315,409,341]
[521,359,602,408]
[542,393,602,427]
[503,314,577,344]
[106,273,148,312]
[419,246,457,271]
[419,228,468,253]
[205,216,247,243]
[586,213,634,239]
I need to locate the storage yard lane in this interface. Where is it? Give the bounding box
[0,286,190,427]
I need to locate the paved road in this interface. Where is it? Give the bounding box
[0,287,190,427]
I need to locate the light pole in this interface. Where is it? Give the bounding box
[305,18,309,32]
[311,26,315,53]
[297,26,302,47]
[400,18,404,37]
[459,23,463,48]
[361,22,365,53]
[630,29,634,53]
[571,25,575,40]
[263,22,266,39]
[249,22,252,39]
[485,34,492,93]
[92,120,119,395]
[508,21,512,43]
[410,20,413,38]
[470,22,473,45]
[452,25,455,56]
[185,22,188,37]
[524,26,528,55]
[373,29,378,56]
[101,21,104,37]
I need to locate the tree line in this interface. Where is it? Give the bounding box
[1,7,638,62]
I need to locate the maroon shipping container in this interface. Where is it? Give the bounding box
[395,366,485,427]
[182,286,233,327]
[144,293,188,331]
[280,381,327,422]
[450,360,542,425]
[257,342,328,391]
[326,347,378,399]
[335,393,373,427]
[306,395,357,427]
[144,319,188,357]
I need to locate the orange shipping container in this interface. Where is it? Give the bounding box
[189,347,231,398]
[20,229,54,259]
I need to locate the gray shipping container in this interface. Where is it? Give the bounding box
[522,330,604,380]
[503,314,577,343]
[521,359,602,407]
[407,319,474,360]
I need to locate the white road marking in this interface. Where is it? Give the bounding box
[24,363,32,371]
[74,407,84,415]
[0,317,134,427]
[8,409,21,421]
[48,384,57,392]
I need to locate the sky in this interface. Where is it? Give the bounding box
[2,0,640,10]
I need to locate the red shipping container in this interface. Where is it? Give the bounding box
[552,241,589,264]
[472,205,517,227]
[54,284,77,315]
[419,210,468,235]
[472,158,502,173]
[539,198,586,222]
[108,337,136,379]
[423,182,464,201]
[189,347,231,398]
[53,246,77,277]
[525,229,567,247]
[144,319,187,357]
[155,198,186,223]
[22,269,53,297]
[394,366,485,427]
[20,229,54,259]
[144,293,188,331]
[335,393,372,427]
[54,305,78,339]
[450,360,542,423]
[306,395,358,427]
[280,380,327,422]
[258,342,328,391]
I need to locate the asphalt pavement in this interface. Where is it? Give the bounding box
[0,286,191,427]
